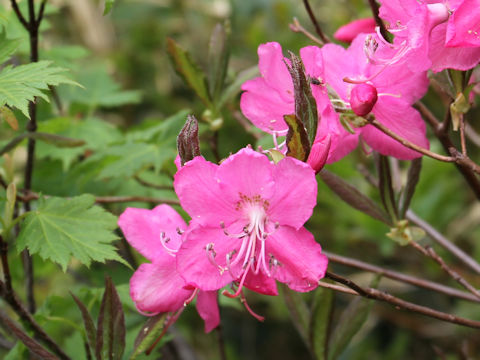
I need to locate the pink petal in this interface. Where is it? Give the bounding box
[268,156,317,229]
[196,290,220,333]
[130,262,193,314]
[240,78,292,133]
[446,0,480,47]
[118,205,186,262]
[244,270,279,296]
[299,45,324,78]
[267,227,328,292]
[334,18,376,43]
[174,156,237,227]
[362,97,429,160]
[257,42,293,102]
[176,227,234,291]
[307,135,331,173]
[217,148,275,205]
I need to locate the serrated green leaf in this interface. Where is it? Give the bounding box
[0,33,21,64]
[167,37,212,108]
[130,314,168,359]
[96,277,125,360]
[16,194,126,271]
[0,60,79,118]
[104,0,115,15]
[284,114,310,161]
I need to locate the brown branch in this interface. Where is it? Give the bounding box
[366,0,390,41]
[133,175,173,191]
[36,0,48,26]
[406,210,480,275]
[325,271,480,329]
[301,0,330,44]
[289,17,324,45]
[414,102,480,199]
[410,241,480,300]
[0,281,70,359]
[325,251,480,303]
[9,0,29,30]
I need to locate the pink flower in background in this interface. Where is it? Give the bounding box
[174,148,328,299]
[334,18,376,43]
[118,204,219,333]
[375,0,480,72]
[321,34,429,159]
[240,42,358,164]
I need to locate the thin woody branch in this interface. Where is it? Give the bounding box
[301,0,330,44]
[325,271,480,329]
[9,0,29,30]
[325,251,480,303]
[289,17,324,46]
[367,0,390,41]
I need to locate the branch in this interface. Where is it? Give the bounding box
[406,210,480,275]
[289,17,324,46]
[133,175,174,191]
[325,272,480,329]
[36,0,48,27]
[367,0,390,41]
[301,0,330,44]
[325,251,480,303]
[9,0,29,30]
[0,281,70,359]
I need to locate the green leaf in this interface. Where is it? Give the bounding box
[71,292,97,357]
[218,65,258,109]
[375,154,398,220]
[310,286,334,360]
[130,314,168,359]
[0,106,19,130]
[284,114,310,161]
[319,169,392,226]
[208,22,230,104]
[281,284,310,346]
[0,60,79,118]
[167,37,212,108]
[0,132,85,156]
[0,33,21,64]
[96,277,126,360]
[286,52,318,146]
[16,194,126,271]
[399,158,422,218]
[104,0,115,15]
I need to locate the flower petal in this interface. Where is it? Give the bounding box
[118,205,186,262]
[244,270,279,296]
[258,42,293,102]
[334,18,376,43]
[130,262,193,314]
[268,156,317,229]
[267,226,328,292]
[196,290,220,333]
[174,156,237,227]
[176,227,235,291]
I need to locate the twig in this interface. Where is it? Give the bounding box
[460,115,467,156]
[289,17,324,45]
[317,280,358,295]
[325,271,480,329]
[209,131,221,163]
[9,0,29,30]
[36,0,48,27]
[410,241,480,300]
[0,236,12,295]
[301,0,330,44]
[414,102,480,199]
[325,251,480,303]
[216,325,227,360]
[367,0,390,41]
[406,210,480,275]
[133,175,173,191]
[0,281,70,359]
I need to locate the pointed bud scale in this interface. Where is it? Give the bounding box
[177,115,201,166]
[350,83,378,116]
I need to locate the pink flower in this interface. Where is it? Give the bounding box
[240,42,358,164]
[375,0,480,72]
[334,18,376,43]
[173,148,328,298]
[118,204,220,333]
[321,34,429,159]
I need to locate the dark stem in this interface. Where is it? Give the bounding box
[0,236,12,294]
[9,0,29,30]
[0,281,70,359]
[325,271,480,329]
[209,131,221,163]
[366,0,390,41]
[325,251,480,303]
[216,325,227,360]
[301,0,330,44]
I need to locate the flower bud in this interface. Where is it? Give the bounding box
[307,135,331,173]
[334,18,376,43]
[350,83,378,116]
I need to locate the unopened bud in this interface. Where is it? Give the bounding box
[350,83,378,116]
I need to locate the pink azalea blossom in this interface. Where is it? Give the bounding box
[118,204,219,333]
[174,148,328,299]
[240,42,358,164]
[321,34,429,159]
[375,0,480,72]
[334,18,376,43]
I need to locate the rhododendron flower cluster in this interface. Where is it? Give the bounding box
[119,148,328,330]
